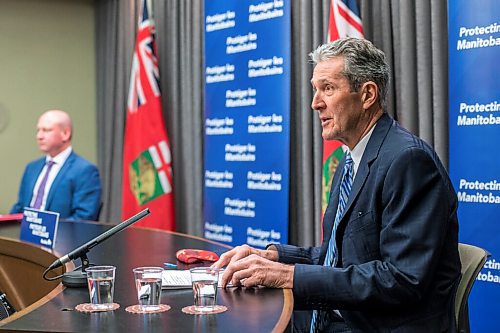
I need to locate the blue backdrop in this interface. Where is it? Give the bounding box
[203,0,290,248]
[448,1,500,331]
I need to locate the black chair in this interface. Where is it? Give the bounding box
[455,243,490,333]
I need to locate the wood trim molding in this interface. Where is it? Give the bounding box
[273,289,294,333]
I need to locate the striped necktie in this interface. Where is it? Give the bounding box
[310,152,354,332]
[32,160,55,209]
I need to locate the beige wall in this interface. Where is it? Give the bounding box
[0,0,96,214]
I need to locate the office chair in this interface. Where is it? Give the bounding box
[455,243,489,333]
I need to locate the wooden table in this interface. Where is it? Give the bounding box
[0,220,292,332]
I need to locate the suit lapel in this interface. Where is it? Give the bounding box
[336,114,393,235]
[27,159,46,204]
[45,152,75,209]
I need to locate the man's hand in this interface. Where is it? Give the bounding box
[220,254,294,289]
[211,244,291,288]
[211,244,279,270]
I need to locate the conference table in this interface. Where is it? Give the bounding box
[0,219,293,332]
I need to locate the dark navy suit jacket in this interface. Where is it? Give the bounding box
[11,152,102,221]
[276,114,460,332]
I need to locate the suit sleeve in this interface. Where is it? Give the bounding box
[293,147,454,310]
[68,164,102,221]
[272,243,322,265]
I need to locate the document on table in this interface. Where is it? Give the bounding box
[162,270,192,289]
[161,269,230,289]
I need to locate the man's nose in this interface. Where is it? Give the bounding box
[311,92,325,111]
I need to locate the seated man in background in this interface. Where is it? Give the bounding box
[11,109,101,221]
[213,38,460,332]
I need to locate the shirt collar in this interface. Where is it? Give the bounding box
[46,146,72,165]
[346,124,377,178]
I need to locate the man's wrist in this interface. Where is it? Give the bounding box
[257,245,279,261]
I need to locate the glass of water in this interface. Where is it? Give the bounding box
[190,267,220,312]
[133,267,164,311]
[86,266,116,310]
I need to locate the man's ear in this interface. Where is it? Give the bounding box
[61,127,71,143]
[361,81,378,110]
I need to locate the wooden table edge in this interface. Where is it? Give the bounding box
[0,261,75,326]
[272,288,293,333]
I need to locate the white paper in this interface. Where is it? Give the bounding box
[161,269,230,289]
[161,270,192,289]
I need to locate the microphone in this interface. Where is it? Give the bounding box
[45,208,150,287]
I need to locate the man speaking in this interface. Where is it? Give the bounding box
[11,110,101,221]
[213,38,460,332]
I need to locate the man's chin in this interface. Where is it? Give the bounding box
[321,131,337,141]
[321,123,338,140]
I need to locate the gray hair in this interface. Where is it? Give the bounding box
[309,37,389,110]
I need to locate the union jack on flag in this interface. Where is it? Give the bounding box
[127,2,161,114]
[327,0,364,40]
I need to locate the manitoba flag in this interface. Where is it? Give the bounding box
[322,0,364,214]
[122,0,175,230]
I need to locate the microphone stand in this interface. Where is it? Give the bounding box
[43,208,151,288]
[62,253,91,288]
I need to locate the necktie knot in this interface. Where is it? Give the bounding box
[344,152,353,168]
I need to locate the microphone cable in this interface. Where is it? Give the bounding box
[42,267,64,281]
[42,264,92,281]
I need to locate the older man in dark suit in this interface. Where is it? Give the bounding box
[11,110,101,221]
[212,38,460,332]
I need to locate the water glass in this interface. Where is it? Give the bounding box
[133,267,164,311]
[190,267,220,312]
[86,266,116,310]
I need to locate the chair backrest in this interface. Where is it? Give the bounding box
[455,243,489,333]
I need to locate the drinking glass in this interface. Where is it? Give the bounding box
[190,267,220,312]
[133,267,164,311]
[86,266,116,310]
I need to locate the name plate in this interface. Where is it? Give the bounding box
[20,208,60,249]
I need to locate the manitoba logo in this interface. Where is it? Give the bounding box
[129,141,172,205]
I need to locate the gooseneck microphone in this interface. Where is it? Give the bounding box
[44,208,150,287]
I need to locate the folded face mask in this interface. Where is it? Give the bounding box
[176,249,220,264]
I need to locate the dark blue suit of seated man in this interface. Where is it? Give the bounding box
[11,110,101,221]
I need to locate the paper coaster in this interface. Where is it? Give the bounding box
[181,305,227,315]
[75,303,120,313]
[125,304,171,314]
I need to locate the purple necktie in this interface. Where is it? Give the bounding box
[32,160,55,209]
